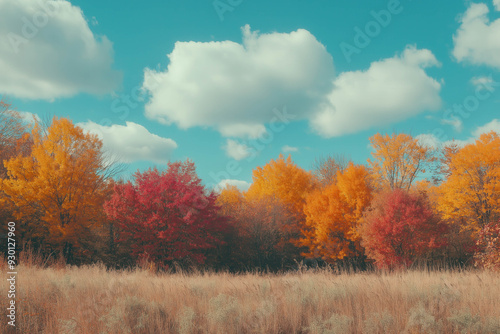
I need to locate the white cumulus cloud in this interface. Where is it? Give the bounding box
[142,25,334,138]
[78,121,177,164]
[311,46,442,137]
[452,2,500,69]
[143,26,442,139]
[0,0,121,100]
[224,139,251,161]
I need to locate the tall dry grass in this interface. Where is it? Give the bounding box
[1,258,499,333]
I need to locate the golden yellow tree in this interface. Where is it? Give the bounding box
[1,117,118,262]
[437,131,500,233]
[302,163,372,263]
[0,100,33,253]
[368,133,434,191]
[246,154,316,248]
[217,185,244,217]
[246,154,316,218]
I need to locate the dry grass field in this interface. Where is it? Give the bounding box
[1,259,500,334]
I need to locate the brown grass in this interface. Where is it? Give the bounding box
[1,261,500,333]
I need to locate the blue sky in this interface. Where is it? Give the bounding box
[1,0,499,190]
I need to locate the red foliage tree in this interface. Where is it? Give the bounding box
[104,160,228,266]
[360,189,447,269]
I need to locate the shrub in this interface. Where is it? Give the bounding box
[474,221,500,270]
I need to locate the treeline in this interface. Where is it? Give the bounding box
[1,101,499,271]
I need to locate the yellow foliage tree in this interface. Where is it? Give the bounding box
[302,163,372,263]
[1,117,118,262]
[0,100,33,252]
[246,154,316,244]
[217,185,244,217]
[437,131,500,233]
[368,133,434,191]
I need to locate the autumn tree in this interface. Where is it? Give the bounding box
[368,133,434,191]
[1,117,118,263]
[246,154,316,253]
[217,185,244,218]
[360,188,448,269]
[419,180,475,266]
[432,142,461,184]
[247,154,316,216]
[244,197,299,269]
[105,161,229,268]
[214,185,244,269]
[437,132,500,234]
[217,184,300,270]
[0,100,33,254]
[302,163,372,266]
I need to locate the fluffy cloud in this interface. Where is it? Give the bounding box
[282,145,298,153]
[143,26,441,138]
[216,179,251,192]
[311,46,442,137]
[452,2,500,69]
[0,0,121,100]
[78,121,177,164]
[142,25,334,138]
[224,139,251,161]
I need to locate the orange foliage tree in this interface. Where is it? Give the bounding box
[246,154,316,240]
[1,117,118,263]
[0,100,32,252]
[437,132,500,234]
[368,133,434,191]
[217,185,244,217]
[302,163,372,265]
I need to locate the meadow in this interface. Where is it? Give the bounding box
[2,258,500,334]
